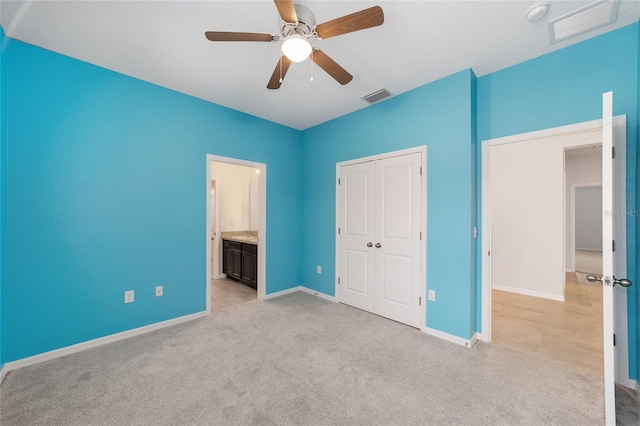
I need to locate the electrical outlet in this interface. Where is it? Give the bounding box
[316,265,322,274]
[155,286,163,297]
[124,290,134,303]
[428,290,436,302]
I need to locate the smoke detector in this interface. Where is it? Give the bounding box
[526,2,551,22]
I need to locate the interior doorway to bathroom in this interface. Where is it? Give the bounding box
[206,154,266,314]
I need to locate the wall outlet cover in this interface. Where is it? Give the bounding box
[155,286,163,297]
[428,290,436,302]
[124,290,134,303]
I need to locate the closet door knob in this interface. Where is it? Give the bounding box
[375,243,381,248]
[367,242,373,247]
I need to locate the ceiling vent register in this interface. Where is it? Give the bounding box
[548,0,621,43]
[362,88,392,104]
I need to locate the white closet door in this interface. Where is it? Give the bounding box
[374,153,422,327]
[339,161,375,312]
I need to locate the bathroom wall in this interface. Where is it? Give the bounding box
[212,161,259,232]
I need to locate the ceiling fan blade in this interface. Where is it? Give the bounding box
[274,0,298,24]
[315,6,384,40]
[311,49,353,85]
[205,32,275,42]
[267,55,292,90]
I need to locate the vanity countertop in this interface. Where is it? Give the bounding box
[221,232,258,245]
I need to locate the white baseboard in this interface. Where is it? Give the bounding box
[476,332,489,343]
[575,248,603,252]
[264,286,337,303]
[617,376,638,390]
[0,365,6,385]
[263,286,302,300]
[492,284,564,302]
[2,311,207,374]
[635,380,639,398]
[422,327,477,348]
[299,286,337,302]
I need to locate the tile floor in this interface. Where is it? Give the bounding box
[492,272,604,376]
[575,249,603,275]
[211,278,256,312]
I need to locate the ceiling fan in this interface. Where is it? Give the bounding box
[204,0,384,90]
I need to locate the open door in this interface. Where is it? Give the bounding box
[587,91,632,425]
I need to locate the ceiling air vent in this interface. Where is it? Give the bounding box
[548,0,620,44]
[362,88,392,104]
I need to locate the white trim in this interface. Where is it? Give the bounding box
[492,284,565,302]
[262,286,301,300]
[421,327,477,348]
[263,286,337,302]
[616,376,637,391]
[480,115,630,384]
[206,155,267,311]
[0,365,6,385]
[635,381,640,398]
[2,311,206,374]
[299,286,337,302]
[335,145,427,331]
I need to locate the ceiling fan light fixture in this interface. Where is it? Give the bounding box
[281,34,312,63]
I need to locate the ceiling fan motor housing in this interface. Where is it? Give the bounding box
[280,4,316,37]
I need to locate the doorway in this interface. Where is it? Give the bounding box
[206,154,266,314]
[480,116,630,384]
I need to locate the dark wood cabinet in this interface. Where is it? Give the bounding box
[223,239,257,289]
[241,243,257,287]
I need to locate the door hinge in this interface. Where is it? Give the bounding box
[612,240,615,252]
[338,178,341,185]
[338,227,341,235]
[420,231,422,240]
[613,334,616,346]
[338,277,341,284]
[420,166,422,176]
[419,296,422,306]
[488,250,491,256]
[612,147,615,159]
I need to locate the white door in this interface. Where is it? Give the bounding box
[338,152,423,328]
[374,153,422,327]
[339,161,375,312]
[587,92,632,425]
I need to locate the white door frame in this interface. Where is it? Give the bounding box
[569,182,602,273]
[480,116,632,386]
[206,154,267,314]
[334,145,427,330]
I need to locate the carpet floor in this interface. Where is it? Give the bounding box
[1,292,639,425]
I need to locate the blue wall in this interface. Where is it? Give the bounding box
[3,39,303,362]
[301,69,478,340]
[477,23,639,379]
[636,21,640,384]
[0,26,6,370]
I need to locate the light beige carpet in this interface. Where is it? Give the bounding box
[2,292,638,425]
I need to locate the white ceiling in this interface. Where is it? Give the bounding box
[2,1,639,130]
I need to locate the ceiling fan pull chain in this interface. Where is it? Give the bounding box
[279,55,283,83]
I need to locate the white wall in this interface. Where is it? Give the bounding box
[564,147,602,268]
[490,130,601,301]
[575,186,602,250]
[212,161,259,232]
